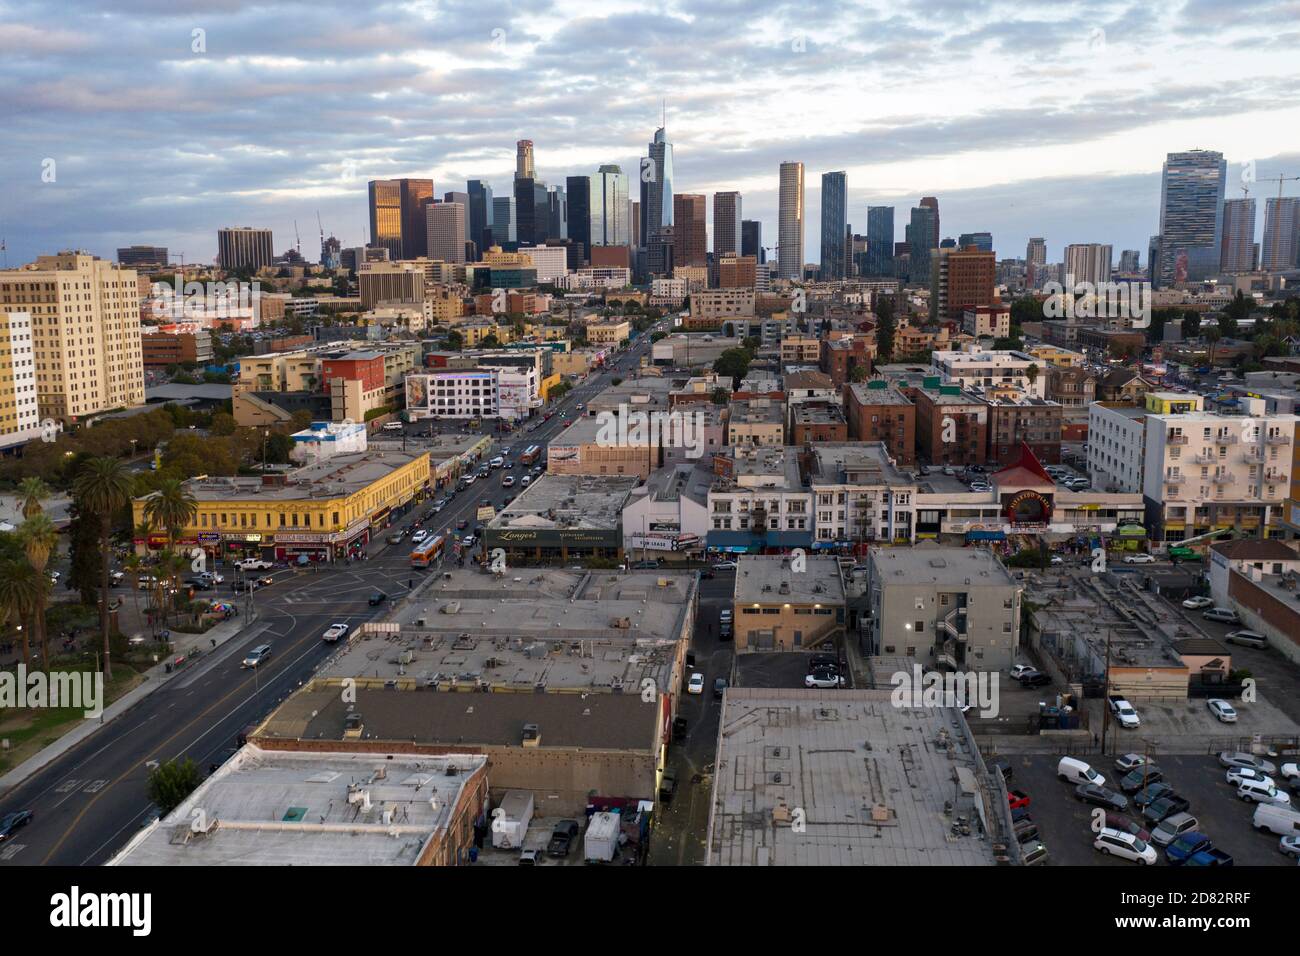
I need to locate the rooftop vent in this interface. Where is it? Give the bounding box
[521,723,541,748]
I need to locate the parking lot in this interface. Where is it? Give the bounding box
[996,753,1296,866]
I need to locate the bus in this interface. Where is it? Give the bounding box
[410,534,445,568]
[519,445,541,466]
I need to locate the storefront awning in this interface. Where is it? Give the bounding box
[965,530,1006,541]
[1117,524,1147,537]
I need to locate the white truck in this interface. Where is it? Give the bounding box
[1108,696,1140,729]
[491,791,534,849]
[583,811,620,863]
[236,558,274,572]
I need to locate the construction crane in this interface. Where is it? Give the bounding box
[1259,172,1300,200]
[293,219,301,254]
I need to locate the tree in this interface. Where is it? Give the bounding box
[18,515,58,665]
[17,477,51,519]
[0,559,43,667]
[1181,310,1202,340]
[1009,296,1042,328]
[1204,327,1222,366]
[445,330,464,351]
[146,758,204,815]
[611,377,623,387]
[72,457,136,680]
[875,296,896,362]
[713,348,752,383]
[711,387,730,405]
[1026,364,1040,389]
[849,364,870,383]
[66,499,103,605]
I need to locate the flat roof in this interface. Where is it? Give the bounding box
[808,442,912,487]
[110,747,486,866]
[791,402,847,425]
[485,474,638,532]
[161,450,428,502]
[845,382,913,406]
[869,545,1017,588]
[728,399,785,425]
[706,688,1002,866]
[734,554,845,605]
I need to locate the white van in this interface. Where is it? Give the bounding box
[382,421,403,433]
[1058,756,1106,787]
[1253,803,1300,836]
[1093,827,1156,865]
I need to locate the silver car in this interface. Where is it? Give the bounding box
[1218,751,1277,774]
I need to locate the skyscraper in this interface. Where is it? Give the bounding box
[492,196,516,245]
[1157,149,1226,287]
[547,185,567,241]
[443,191,472,242]
[591,165,630,248]
[957,232,993,253]
[820,171,848,280]
[516,140,535,180]
[673,194,707,267]
[865,206,894,277]
[1025,237,1047,288]
[217,227,274,271]
[1220,197,1257,273]
[906,198,939,284]
[932,247,996,321]
[1063,244,1113,285]
[777,161,805,280]
[514,178,538,246]
[639,126,674,247]
[742,220,763,264]
[467,180,494,254]
[427,202,467,264]
[566,175,592,264]
[1118,249,1141,274]
[713,192,742,258]
[368,179,433,260]
[1262,197,1300,272]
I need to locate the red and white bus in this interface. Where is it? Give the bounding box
[519,445,541,466]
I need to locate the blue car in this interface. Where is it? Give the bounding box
[1165,831,1212,865]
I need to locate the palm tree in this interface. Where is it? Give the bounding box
[17,476,50,520]
[71,457,136,681]
[1204,327,1222,367]
[143,478,197,550]
[123,553,145,639]
[18,515,59,665]
[0,559,42,668]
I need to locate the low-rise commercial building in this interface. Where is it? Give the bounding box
[482,473,638,563]
[731,554,845,651]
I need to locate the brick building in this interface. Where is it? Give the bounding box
[843,382,916,465]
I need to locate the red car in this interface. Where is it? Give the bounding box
[1007,790,1031,810]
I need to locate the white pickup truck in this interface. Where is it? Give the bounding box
[1108,696,1140,729]
[235,558,274,572]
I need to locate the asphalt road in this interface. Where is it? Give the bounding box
[0,336,653,867]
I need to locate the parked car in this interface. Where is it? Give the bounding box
[1017,671,1052,688]
[546,820,580,858]
[1218,752,1277,774]
[1279,836,1300,859]
[1009,664,1037,680]
[1142,793,1191,825]
[672,716,688,743]
[1202,607,1241,624]
[1150,812,1199,847]
[1124,553,1157,564]
[988,757,1013,782]
[1102,813,1151,843]
[1094,827,1156,864]
[1225,767,1273,788]
[1207,699,1238,723]
[1165,831,1214,865]
[1108,696,1140,729]
[804,670,840,689]
[1237,778,1291,805]
[1133,782,1174,809]
[1181,596,1214,609]
[1007,790,1031,810]
[1282,763,1300,783]
[1076,783,1129,811]
[1057,757,1106,787]
[368,591,388,606]
[241,644,272,668]
[1184,847,1234,866]
[658,772,677,804]
[686,672,705,695]
[1115,753,1153,774]
[1119,766,1164,793]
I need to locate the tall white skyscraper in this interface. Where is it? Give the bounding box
[591,164,630,247]
[777,161,804,281]
[1063,243,1113,285]
[1220,197,1257,273]
[426,202,466,263]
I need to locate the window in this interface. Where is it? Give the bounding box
[914,620,924,632]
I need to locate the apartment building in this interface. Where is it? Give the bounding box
[0,311,40,449]
[960,305,1010,339]
[357,261,426,311]
[718,255,758,289]
[731,555,845,652]
[1045,365,1096,407]
[779,335,822,367]
[912,380,989,467]
[587,318,630,346]
[1027,344,1086,368]
[931,348,1047,399]
[820,335,875,386]
[141,330,213,367]
[981,392,1063,465]
[404,368,499,421]
[0,252,146,423]
[707,445,813,553]
[808,442,918,546]
[843,382,917,465]
[688,288,755,326]
[866,546,1021,672]
[790,402,848,444]
[1088,403,1148,492]
[727,398,786,447]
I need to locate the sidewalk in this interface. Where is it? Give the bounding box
[0,610,258,799]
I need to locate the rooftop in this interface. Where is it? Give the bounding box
[484,474,638,532]
[868,545,1018,588]
[728,398,786,426]
[1210,539,1300,562]
[706,688,1003,866]
[791,402,847,426]
[164,450,428,502]
[845,382,914,406]
[808,442,913,487]
[734,554,845,605]
[109,747,487,866]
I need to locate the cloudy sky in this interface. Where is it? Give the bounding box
[3,0,1300,268]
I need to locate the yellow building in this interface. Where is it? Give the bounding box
[237,351,324,394]
[538,371,563,401]
[587,318,630,346]
[0,310,41,448]
[459,320,514,346]
[1144,390,1204,414]
[1027,344,1085,368]
[0,252,145,423]
[133,450,431,563]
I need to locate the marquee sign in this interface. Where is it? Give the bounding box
[1005,490,1053,526]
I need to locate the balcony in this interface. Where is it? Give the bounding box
[1211,472,1237,486]
[1214,433,1238,445]
[1266,433,1289,445]
[1263,470,1287,483]
[1192,451,1218,465]
[1167,434,1189,445]
[1163,473,1186,484]
[1241,449,1266,464]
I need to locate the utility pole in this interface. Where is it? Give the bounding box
[1099,626,1112,756]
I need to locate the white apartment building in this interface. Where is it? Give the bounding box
[404,368,498,421]
[0,311,41,450]
[807,443,918,546]
[1088,404,1147,492]
[494,364,539,422]
[557,268,631,291]
[931,347,1047,399]
[650,277,687,308]
[519,246,568,283]
[1143,400,1299,542]
[706,445,813,550]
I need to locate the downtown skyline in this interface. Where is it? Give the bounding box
[3,0,1300,266]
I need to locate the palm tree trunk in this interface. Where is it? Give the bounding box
[19,613,31,668]
[36,592,48,667]
[100,513,114,680]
